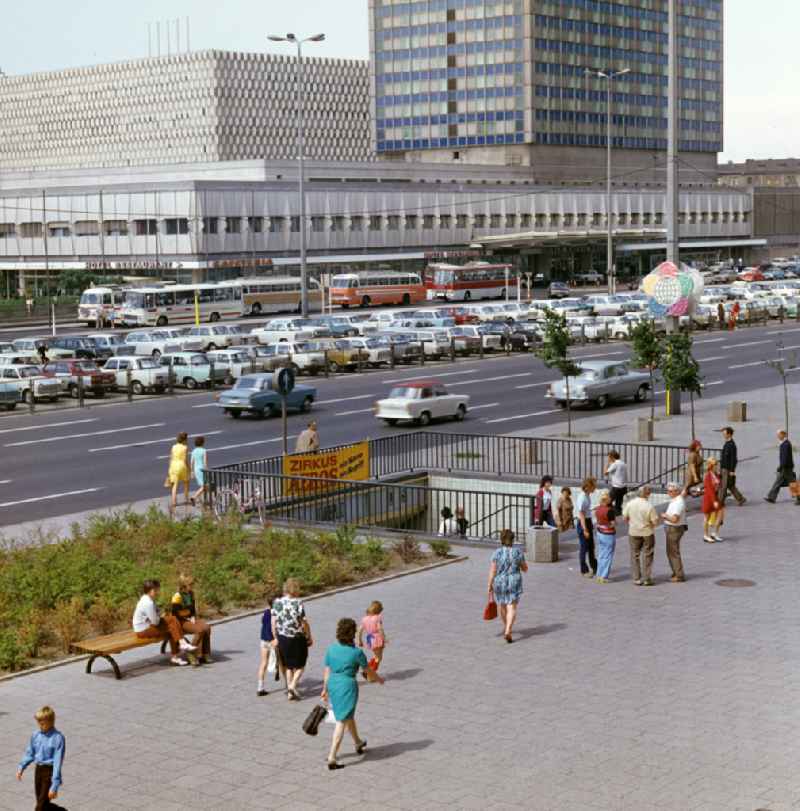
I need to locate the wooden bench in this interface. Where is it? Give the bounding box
[71,631,169,679]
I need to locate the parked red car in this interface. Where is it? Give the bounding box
[43,359,116,398]
[737,268,765,282]
[432,306,479,325]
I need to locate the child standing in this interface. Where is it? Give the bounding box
[358,601,387,672]
[190,436,207,508]
[556,487,574,532]
[257,595,280,697]
[17,706,66,810]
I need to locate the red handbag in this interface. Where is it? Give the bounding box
[483,598,498,621]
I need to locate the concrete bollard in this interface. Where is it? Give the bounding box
[727,401,747,422]
[637,417,654,441]
[527,526,559,563]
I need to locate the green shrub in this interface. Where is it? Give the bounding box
[16,610,50,658]
[52,597,85,653]
[429,539,451,558]
[0,631,27,672]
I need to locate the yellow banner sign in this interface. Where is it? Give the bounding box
[282,441,370,496]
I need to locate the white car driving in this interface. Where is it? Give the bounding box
[374,380,470,427]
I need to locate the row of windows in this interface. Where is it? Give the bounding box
[376,39,522,61]
[378,109,522,127]
[376,1,522,17]
[378,14,520,37]
[377,86,522,107]
[380,121,521,140]
[534,85,721,115]
[534,62,722,93]
[378,132,525,150]
[533,131,722,152]
[534,109,721,133]
[533,14,721,50]
[537,0,721,25]
[376,63,521,86]
[534,38,722,73]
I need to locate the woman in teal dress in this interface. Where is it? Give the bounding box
[487,529,528,644]
[321,617,384,770]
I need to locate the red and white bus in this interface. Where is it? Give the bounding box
[425,262,515,301]
[329,271,426,308]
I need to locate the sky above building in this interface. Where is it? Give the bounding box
[2,0,796,164]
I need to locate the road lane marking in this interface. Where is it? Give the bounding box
[90,430,223,453]
[768,328,800,334]
[0,418,98,435]
[157,435,295,458]
[192,403,219,409]
[702,380,724,387]
[515,381,558,389]
[318,394,375,405]
[470,402,500,410]
[383,368,478,384]
[696,356,726,362]
[335,408,375,416]
[0,480,11,485]
[485,409,561,424]
[5,422,166,447]
[571,351,624,359]
[449,372,531,387]
[694,337,725,344]
[725,340,770,349]
[729,361,764,369]
[0,488,103,508]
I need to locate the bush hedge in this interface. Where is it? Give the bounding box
[0,508,425,674]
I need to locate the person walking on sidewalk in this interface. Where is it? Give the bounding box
[719,426,746,507]
[295,421,320,453]
[16,706,66,811]
[575,477,598,578]
[702,459,723,543]
[532,475,556,527]
[604,451,628,513]
[764,430,800,505]
[487,529,528,642]
[623,486,659,586]
[662,483,688,582]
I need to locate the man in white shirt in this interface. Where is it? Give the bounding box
[438,506,458,536]
[604,451,628,513]
[662,483,688,582]
[132,579,196,666]
[622,485,659,586]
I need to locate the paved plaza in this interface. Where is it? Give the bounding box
[3,385,800,810]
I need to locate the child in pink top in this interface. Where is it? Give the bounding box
[358,600,387,672]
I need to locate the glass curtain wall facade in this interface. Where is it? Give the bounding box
[371,0,723,159]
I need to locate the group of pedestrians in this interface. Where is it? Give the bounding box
[258,579,387,770]
[164,432,208,512]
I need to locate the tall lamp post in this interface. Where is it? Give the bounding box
[586,67,630,295]
[268,32,325,317]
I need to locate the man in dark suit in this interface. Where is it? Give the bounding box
[719,426,746,506]
[765,430,800,504]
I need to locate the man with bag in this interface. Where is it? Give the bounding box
[764,430,800,505]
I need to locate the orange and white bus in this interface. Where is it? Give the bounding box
[329,271,426,308]
[425,262,515,301]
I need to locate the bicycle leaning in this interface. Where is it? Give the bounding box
[211,479,267,526]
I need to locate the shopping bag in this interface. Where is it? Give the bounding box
[790,481,800,497]
[266,646,278,674]
[302,703,328,736]
[483,598,498,621]
[324,705,337,724]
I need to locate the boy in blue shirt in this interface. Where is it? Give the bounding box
[17,705,66,810]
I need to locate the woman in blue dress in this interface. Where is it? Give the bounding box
[321,618,384,770]
[487,529,528,643]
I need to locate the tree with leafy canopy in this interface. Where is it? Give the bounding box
[58,268,93,295]
[629,319,663,422]
[661,332,703,440]
[537,309,582,437]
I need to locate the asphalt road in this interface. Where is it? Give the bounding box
[2,320,798,527]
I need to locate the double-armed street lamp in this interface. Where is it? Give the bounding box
[267,33,326,317]
[585,67,630,295]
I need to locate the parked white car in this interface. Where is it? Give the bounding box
[449,325,503,351]
[374,380,470,426]
[0,364,62,403]
[184,325,235,350]
[123,330,183,358]
[414,329,452,358]
[103,356,168,394]
[343,336,394,367]
[250,319,317,345]
[584,295,628,316]
[205,349,256,383]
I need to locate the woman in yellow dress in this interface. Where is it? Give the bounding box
[165,432,190,512]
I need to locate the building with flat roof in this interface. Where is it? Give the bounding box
[369,0,723,181]
[718,159,800,189]
[0,50,372,172]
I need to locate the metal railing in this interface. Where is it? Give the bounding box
[211,431,721,492]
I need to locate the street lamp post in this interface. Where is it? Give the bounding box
[268,32,325,317]
[586,67,630,295]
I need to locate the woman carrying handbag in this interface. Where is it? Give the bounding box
[487,529,528,643]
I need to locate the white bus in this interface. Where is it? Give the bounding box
[120,282,244,326]
[77,286,127,326]
[239,276,322,316]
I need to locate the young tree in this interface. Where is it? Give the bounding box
[629,319,663,422]
[660,332,703,440]
[536,309,582,437]
[765,337,798,434]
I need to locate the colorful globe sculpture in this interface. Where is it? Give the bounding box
[640,261,704,317]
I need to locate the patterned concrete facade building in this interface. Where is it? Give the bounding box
[0,50,373,172]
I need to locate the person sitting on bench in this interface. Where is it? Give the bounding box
[132,579,196,667]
